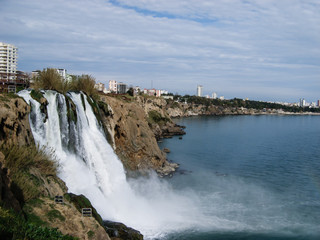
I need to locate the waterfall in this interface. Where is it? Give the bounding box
[18,90,207,239]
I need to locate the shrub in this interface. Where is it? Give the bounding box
[68,75,98,100]
[1,144,58,201]
[33,68,68,93]
[32,69,99,100]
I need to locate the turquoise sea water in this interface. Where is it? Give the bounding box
[158,115,320,240]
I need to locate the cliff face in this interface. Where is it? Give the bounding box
[0,95,34,146]
[99,95,178,176]
[166,102,261,118]
[134,96,185,140]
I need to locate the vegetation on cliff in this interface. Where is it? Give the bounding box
[0,207,75,240]
[0,144,77,240]
[1,144,57,202]
[171,95,320,113]
[33,68,98,100]
[147,110,170,126]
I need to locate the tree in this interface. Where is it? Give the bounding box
[127,87,134,96]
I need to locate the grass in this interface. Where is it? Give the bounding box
[33,68,99,100]
[0,93,20,102]
[147,110,170,125]
[0,144,58,202]
[30,89,44,103]
[87,230,95,239]
[0,206,77,240]
[65,193,103,226]
[46,209,65,222]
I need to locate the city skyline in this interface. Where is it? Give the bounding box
[1,0,319,102]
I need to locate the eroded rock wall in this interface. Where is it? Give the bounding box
[0,95,34,146]
[99,95,169,174]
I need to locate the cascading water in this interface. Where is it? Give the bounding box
[18,90,207,239]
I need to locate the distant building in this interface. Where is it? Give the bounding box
[219,96,225,100]
[117,82,127,94]
[197,85,203,97]
[144,88,156,96]
[0,42,18,77]
[109,80,117,93]
[0,42,29,93]
[300,98,306,107]
[94,82,105,92]
[56,68,72,82]
[160,90,168,95]
[317,100,320,107]
[31,70,40,80]
[162,95,173,100]
[212,92,217,99]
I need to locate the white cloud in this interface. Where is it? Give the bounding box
[0,0,319,101]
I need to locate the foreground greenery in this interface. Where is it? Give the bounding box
[0,207,75,240]
[1,144,57,202]
[33,68,98,100]
[0,144,77,239]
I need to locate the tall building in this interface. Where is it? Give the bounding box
[0,42,18,78]
[300,98,306,107]
[109,80,117,93]
[317,100,320,107]
[212,92,217,99]
[117,82,127,94]
[197,85,203,97]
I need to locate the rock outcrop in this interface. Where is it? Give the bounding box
[99,95,179,176]
[104,221,143,240]
[0,94,34,146]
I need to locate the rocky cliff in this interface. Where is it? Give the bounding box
[99,95,180,176]
[0,94,34,146]
[165,102,258,117]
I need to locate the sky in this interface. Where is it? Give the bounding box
[0,0,319,102]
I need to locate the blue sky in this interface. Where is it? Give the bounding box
[1,0,319,102]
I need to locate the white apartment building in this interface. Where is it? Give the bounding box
[212,92,217,99]
[56,68,72,82]
[94,82,105,92]
[197,85,203,97]
[109,80,117,93]
[0,42,18,76]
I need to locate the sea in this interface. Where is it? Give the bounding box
[157,115,320,240]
